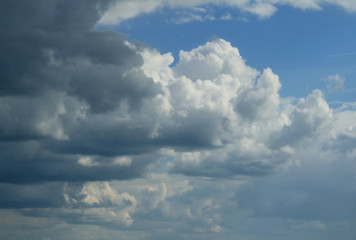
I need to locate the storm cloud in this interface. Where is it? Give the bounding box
[1,1,356,240]
[1,0,355,184]
[0,0,164,184]
[0,0,301,185]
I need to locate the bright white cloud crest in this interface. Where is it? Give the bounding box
[140,39,310,177]
[2,1,356,239]
[15,37,349,233]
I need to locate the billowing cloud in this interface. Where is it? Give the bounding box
[0,0,163,183]
[1,1,356,240]
[0,0,292,184]
[0,0,354,183]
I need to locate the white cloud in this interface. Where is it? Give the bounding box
[273,0,322,10]
[78,156,99,167]
[3,1,356,239]
[164,7,217,24]
[99,0,162,25]
[138,38,352,181]
[67,181,137,226]
[98,0,356,25]
[325,0,356,11]
[242,2,278,19]
[1,33,352,182]
[143,39,296,177]
[271,89,332,148]
[113,156,132,166]
[326,74,345,93]
[221,13,232,20]
[173,39,258,82]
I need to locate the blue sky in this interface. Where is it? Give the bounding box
[1,1,356,240]
[111,4,356,101]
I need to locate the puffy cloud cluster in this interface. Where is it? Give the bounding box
[141,39,334,178]
[99,0,356,25]
[1,1,356,240]
[63,181,137,226]
[0,0,299,185]
[0,0,353,185]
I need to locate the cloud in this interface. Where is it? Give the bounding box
[325,74,345,93]
[5,174,244,240]
[0,0,163,184]
[220,13,232,20]
[0,140,166,183]
[98,0,356,25]
[0,0,350,184]
[2,16,303,183]
[67,181,137,226]
[1,1,356,240]
[236,149,356,221]
[170,7,216,24]
[242,1,278,19]
[0,182,65,208]
[155,39,300,177]
[98,0,162,25]
[270,90,332,148]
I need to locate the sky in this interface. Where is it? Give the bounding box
[0,1,356,240]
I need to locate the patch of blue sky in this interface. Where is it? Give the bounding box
[155,156,175,173]
[98,4,356,102]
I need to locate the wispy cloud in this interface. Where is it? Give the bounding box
[98,0,356,26]
[327,51,356,58]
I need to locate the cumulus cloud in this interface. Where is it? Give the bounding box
[0,0,350,184]
[270,89,332,148]
[68,181,137,226]
[149,39,297,177]
[11,174,240,239]
[1,1,356,240]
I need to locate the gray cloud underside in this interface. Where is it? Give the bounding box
[0,0,161,184]
[1,0,356,184]
[1,2,356,238]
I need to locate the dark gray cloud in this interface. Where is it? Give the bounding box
[0,0,164,185]
[0,0,158,102]
[0,0,107,95]
[154,108,226,148]
[0,141,163,184]
[0,1,331,187]
[0,0,296,188]
[1,4,356,240]
[0,182,65,208]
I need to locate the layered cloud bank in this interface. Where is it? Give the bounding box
[0,18,334,182]
[1,1,356,240]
